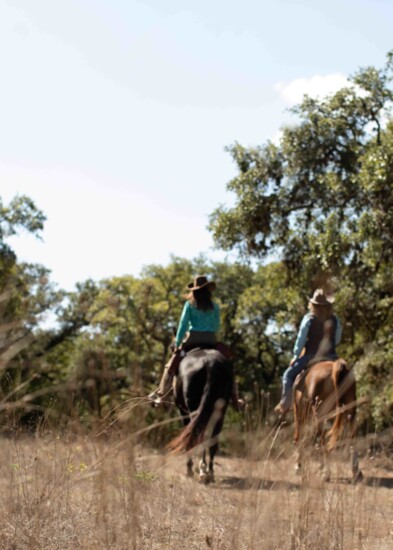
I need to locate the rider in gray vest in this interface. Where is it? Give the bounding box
[274,289,342,416]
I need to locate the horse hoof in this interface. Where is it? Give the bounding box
[295,464,301,476]
[199,472,214,484]
[186,469,194,478]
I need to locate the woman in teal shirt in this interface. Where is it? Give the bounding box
[175,277,220,349]
[149,275,220,404]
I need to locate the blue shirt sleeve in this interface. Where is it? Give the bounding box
[293,314,312,358]
[335,316,342,345]
[175,302,190,346]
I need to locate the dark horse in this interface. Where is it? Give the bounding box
[167,348,233,483]
[293,358,363,482]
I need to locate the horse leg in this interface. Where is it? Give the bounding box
[206,441,218,484]
[186,457,194,478]
[199,445,217,484]
[293,393,301,474]
[198,450,209,483]
[199,412,224,484]
[206,408,226,483]
[347,414,363,482]
[294,395,310,475]
[313,415,332,482]
[350,446,363,482]
[319,446,332,482]
[341,378,363,483]
[180,405,195,478]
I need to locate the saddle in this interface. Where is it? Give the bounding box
[293,356,335,390]
[216,341,235,360]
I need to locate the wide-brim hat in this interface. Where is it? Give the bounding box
[308,288,335,306]
[187,275,216,291]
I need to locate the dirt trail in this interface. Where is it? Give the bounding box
[134,447,393,549]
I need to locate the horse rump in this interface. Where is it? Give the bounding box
[293,358,357,450]
[293,357,362,481]
[327,358,356,450]
[167,351,233,454]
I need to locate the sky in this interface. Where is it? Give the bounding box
[1,0,392,291]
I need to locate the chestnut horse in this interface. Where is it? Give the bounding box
[167,348,233,483]
[293,358,363,482]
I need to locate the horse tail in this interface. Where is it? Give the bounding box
[327,358,350,450]
[167,360,231,454]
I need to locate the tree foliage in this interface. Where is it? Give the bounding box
[209,53,393,267]
[2,54,393,434]
[209,52,393,429]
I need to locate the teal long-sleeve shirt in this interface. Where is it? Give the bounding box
[175,301,220,347]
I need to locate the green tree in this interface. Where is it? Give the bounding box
[0,195,65,426]
[208,52,393,429]
[0,195,50,369]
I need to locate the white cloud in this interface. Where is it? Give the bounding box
[275,73,350,106]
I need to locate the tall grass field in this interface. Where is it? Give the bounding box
[1,395,393,550]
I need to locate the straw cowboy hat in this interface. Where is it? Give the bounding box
[187,275,216,291]
[308,288,335,305]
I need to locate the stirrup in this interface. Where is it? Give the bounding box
[148,391,161,402]
[148,389,172,407]
[152,397,163,407]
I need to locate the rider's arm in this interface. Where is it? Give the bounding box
[175,302,190,347]
[292,314,312,361]
[335,317,342,345]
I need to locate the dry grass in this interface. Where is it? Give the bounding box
[1,411,393,550]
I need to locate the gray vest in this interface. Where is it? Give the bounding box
[304,314,338,357]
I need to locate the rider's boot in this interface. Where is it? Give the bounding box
[274,393,292,418]
[148,350,183,406]
[274,402,288,416]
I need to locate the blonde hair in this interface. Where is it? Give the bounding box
[309,302,333,322]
